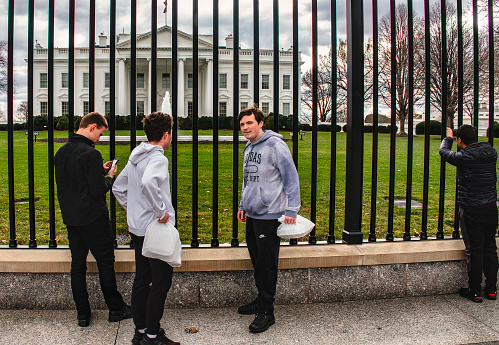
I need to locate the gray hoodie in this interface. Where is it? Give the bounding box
[112,142,175,236]
[239,130,300,219]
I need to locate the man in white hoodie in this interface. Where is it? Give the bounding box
[113,112,179,345]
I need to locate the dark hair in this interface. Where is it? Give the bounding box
[142,112,173,142]
[455,124,476,145]
[237,104,265,124]
[79,112,108,129]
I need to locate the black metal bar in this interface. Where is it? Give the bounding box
[48,0,57,248]
[473,0,478,137]
[110,0,117,246]
[404,0,414,241]
[130,0,137,150]
[253,0,259,106]
[231,0,240,247]
[273,0,279,131]
[487,0,494,146]
[172,0,178,221]
[69,0,75,132]
[212,0,220,247]
[151,0,157,112]
[436,0,447,240]
[328,0,337,244]
[309,0,318,245]
[369,0,378,243]
[421,0,430,240]
[343,0,364,244]
[386,0,396,242]
[89,0,95,112]
[7,0,16,248]
[191,0,200,247]
[28,0,36,248]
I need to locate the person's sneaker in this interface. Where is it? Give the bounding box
[238,298,260,315]
[132,329,145,345]
[249,312,275,333]
[140,331,180,345]
[459,287,483,303]
[109,305,133,322]
[77,314,91,327]
[484,286,497,300]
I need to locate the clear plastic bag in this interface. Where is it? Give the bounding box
[142,220,182,267]
[276,215,315,239]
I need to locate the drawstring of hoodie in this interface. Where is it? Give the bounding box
[242,144,254,189]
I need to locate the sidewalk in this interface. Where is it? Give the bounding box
[1,294,498,345]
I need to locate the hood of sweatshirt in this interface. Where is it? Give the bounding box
[128,142,164,165]
[244,130,283,152]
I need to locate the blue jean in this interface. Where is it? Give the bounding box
[67,214,126,315]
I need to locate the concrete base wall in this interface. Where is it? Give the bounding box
[0,260,467,310]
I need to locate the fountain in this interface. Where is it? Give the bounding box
[161,90,172,115]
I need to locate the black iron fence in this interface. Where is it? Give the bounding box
[2,0,497,248]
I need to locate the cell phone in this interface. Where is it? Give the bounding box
[111,158,119,167]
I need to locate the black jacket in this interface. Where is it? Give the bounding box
[439,136,497,208]
[54,133,113,226]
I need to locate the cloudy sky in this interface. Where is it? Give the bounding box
[0,0,474,115]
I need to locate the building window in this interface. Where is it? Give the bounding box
[219,73,227,89]
[262,75,269,90]
[262,102,269,116]
[83,101,89,115]
[188,73,193,88]
[219,102,227,117]
[241,102,248,111]
[105,73,110,88]
[162,73,170,89]
[40,102,48,116]
[61,73,69,88]
[283,75,290,90]
[62,101,69,116]
[83,73,89,88]
[188,101,193,117]
[283,102,290,115]
[40,73,48,88]
[240,74,248,89]
[137,73,145,88]
[105,101,110,117]
[137,101,145,116]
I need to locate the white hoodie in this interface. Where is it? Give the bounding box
[112,142,175,237]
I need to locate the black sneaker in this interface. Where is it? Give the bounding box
[249,312,275,333]
[77,314,91,327]
[109,305,133,322]
[485,286,497,300]
[140,331,180,345]
[459,287,483,303]
[132,329,144,345]
[238,298,260,315]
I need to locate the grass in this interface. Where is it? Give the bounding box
[0,129,497,246]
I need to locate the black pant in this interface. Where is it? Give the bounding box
[131,233,174,335]
[246,217,280,314]
[67,215,126,316]
[460,206,498,292]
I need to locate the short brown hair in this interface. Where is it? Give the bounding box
[142,112,173,142]
[237,104,265,125]
[79,112,108,129]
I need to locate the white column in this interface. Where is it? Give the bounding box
[118,58,127,115]
[204,59,213,117]
[147,58,152,114]
[178,58,185,117]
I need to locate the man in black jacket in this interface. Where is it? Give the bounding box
[440,124,498,303]
[55,112,131,326]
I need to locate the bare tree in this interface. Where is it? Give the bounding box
[17,101,28,123]
[0,41,8,94]
[378,4,425,136]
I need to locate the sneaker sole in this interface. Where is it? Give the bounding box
[249,318,275,333]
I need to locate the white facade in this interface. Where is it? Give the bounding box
[30,26,302,119]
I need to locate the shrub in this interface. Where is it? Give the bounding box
[55,116,69,130]
[300,123,311,131]
[317,123,331,132]
[415,120,442,135]
[342,124,348,132]
[263,115,274,130]
[219,116,233,130]
[33,115,48,131]
[364,125,373,133]
[486,122,499,138]
[178,116,192,130]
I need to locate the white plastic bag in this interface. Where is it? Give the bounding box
[276,215,315,239]
[142,220,182,267]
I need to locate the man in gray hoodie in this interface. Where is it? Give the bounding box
[237,106,301,333]
[113,112,179,345]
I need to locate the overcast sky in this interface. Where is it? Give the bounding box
[0,0,477,115]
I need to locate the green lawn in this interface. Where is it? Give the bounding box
[0,130,497,246]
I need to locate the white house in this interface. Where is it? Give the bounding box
[30,25,302,119]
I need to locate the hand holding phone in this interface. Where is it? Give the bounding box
[111,158,119,168]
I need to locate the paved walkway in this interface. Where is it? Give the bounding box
[1,294,498,345]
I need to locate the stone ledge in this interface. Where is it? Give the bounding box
[0,239,485,274]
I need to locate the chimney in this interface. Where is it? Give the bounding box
[98,33,108,47]
[225,34,233,49]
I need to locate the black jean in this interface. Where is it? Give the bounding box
[246,217,280,314]
[67,214,126,316]
[131,233,174,335]
[460,206,498,292]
